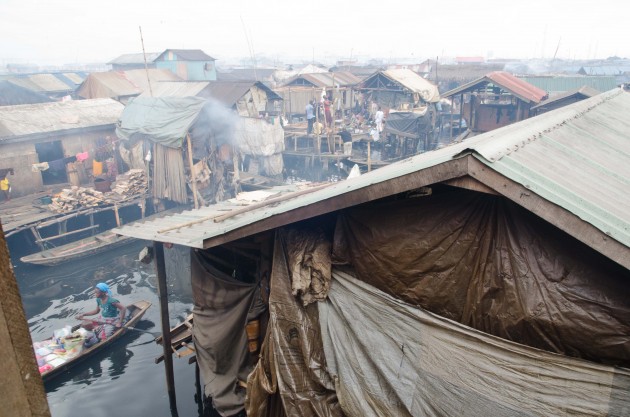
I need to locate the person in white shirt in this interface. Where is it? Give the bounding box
[375,106,385,133]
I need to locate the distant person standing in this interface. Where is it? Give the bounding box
[323,96,333,127]
[375,106,385,134]
[305,100,315,135]
[0,172,11,202]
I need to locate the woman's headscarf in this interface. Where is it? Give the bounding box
[95,282,112,296]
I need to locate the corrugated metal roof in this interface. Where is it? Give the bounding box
[442,71,547,103]
[26,74,73,92]
[61,72,86,85]
[284,71,362,88]
[206,81,283,104]
[0,80,53,105]
[381,69,440,102]
[518,76,618,95]
[156,49,215,61]
[0,98,124,139]
[469,88,630,248]
[107,52,161,65]
[530,86,600,110]
[77,69,181,99]
[142,81,282,106]
[7,74,73,93]
[141,81,210,98]
[115,89,630,264]
[216,68,277,82]
[580,66,630,76]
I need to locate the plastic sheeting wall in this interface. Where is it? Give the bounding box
[332,189,630,367]
[191,249,259,417]
[320,270,630,416]
[246,230,342,417]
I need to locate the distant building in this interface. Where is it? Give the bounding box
[441,71,547,137]
[455,56,486,65]
[154,49,217,81]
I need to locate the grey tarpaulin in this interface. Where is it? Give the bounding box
[320,269,630,417]
[116,96,207,148]
[191,248,264,417]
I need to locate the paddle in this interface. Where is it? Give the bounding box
[77,319,162,338]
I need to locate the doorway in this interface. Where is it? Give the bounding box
[35,141,68,185]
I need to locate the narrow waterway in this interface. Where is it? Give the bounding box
[12,239,200,417]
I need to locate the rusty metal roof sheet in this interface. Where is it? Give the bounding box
[0,98,124,139]
[442,71,548,103]
[114,89,630,267]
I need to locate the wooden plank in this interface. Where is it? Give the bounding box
[0,224,51,417]
[35,225,99,243]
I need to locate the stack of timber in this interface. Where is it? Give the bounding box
[111,169,148,196]
[48,187,107,213]
[48,170,148,214]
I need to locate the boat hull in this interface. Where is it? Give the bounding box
[39,300,151,382]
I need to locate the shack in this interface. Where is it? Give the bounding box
[359,68,441,111]
[114,88,630,416]
[274,71,362,122]
[441,71,548,139]
[116,96,285,208]
[0,98,125,196]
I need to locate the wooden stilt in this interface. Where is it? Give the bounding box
[113,205,121,227]
[154,241,178,416]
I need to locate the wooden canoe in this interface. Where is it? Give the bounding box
[20,206,188,266]
[38,300,151,382]
[20,230,134,266]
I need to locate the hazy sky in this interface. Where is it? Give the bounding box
[1,0,628,66]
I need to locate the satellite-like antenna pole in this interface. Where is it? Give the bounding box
[139,26,153,97]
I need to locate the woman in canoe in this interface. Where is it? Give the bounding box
[76,282,126,344]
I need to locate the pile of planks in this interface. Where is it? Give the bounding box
[48,187,106,213]
[111,169,148,196]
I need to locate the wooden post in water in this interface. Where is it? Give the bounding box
[367,140,372,172]
[113,205,121,227]
[154,241,178,416]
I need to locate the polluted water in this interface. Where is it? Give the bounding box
[13,239,201,417]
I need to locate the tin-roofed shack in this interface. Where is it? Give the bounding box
[441,71,548,139]
[116,96,285,208]
[0,98,124,197]
[115,89,630,416]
